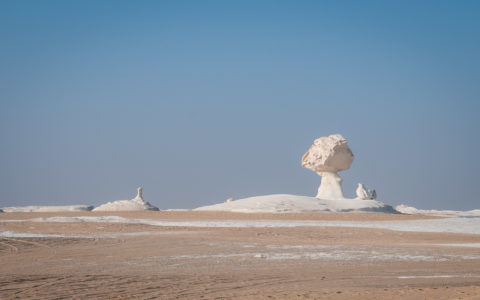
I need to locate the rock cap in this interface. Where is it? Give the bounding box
[302,134,354,173]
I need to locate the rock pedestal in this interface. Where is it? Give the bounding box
[135,187,143,200]
[315,172,345,199]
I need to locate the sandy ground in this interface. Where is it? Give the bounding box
[0,211,479,299]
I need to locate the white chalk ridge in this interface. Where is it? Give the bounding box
[1,205,93,213]
[395,204,480,217]
[194,194,396,213]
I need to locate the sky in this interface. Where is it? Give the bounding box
[1,0,479,210]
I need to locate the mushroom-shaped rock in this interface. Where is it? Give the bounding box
[302,134,354,200]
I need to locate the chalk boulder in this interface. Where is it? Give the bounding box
[355,183,376,200]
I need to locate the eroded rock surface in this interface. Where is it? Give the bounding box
[302,134,354,173]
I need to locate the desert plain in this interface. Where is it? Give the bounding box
[1,211,480,299]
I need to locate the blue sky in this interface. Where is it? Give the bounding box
[1,1,479,210]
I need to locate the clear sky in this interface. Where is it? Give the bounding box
[1,1,479,210]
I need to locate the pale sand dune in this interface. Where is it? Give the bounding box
[396,204,480,217]
[0,212,479,299]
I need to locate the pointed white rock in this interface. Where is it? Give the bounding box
[356,183,376,200]
[93,187,159,211]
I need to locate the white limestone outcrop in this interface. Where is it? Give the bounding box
[93,187,159,211]
[355,183,377,200]
[395,205,480,217]
[1,205,93,212]
[302,134,354,199]
[195,194,397,213]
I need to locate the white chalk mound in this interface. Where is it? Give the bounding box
[194,194,397,213]
[396,205,480,217]
[93,187,158,211]
[1,205,93,213]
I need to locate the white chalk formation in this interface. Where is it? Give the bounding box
[356,183,376,200]
[1,205,93,213]
[395,205,480,217]
[302,134,378,201]
[195,134,397,213]
[194,194,396,213]
[302,134,354,199]
[93,187,159,211]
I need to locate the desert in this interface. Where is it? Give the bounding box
[1,211,480,299]
[2,3,479,297]
[1,134,479,299]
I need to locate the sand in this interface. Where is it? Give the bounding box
[0,211,479,299]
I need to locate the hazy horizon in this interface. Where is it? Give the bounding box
[1,1,479,210]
